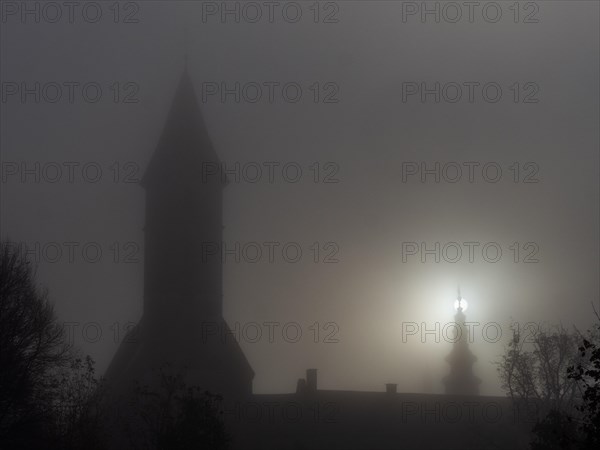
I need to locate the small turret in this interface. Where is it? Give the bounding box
[443,286,481,395]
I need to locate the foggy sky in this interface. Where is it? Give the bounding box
[1,1,598,396]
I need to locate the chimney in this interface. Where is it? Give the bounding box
[385,383,397,394]
[296,378,307,394]
[306,369,317,393]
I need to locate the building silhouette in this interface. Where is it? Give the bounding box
[106,66,536,450]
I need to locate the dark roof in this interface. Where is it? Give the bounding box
[104,314,254,394]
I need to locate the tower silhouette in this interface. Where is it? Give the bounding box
[443,288,481,395]
[105,65,254,399]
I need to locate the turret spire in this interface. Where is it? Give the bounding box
[443,288,480,395]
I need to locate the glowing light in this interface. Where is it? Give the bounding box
[453,298,468,312]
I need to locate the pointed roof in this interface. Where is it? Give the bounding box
[141,66,226,189]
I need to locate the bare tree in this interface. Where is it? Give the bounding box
[568,308,600,449]
[497,322,581,417]
[49,355,110,450]
[497,321,594,449]
[124,364,229,450]
[0,241,70,448]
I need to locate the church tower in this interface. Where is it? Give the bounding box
[443,288,481,396]
[105,64,254,399]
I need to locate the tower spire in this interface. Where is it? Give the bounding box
[457,285,462,311]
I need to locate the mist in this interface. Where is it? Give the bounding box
[1,2,598,447]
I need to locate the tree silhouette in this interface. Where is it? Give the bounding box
[1,240,231,449]
[0,241,110,449]
[568,311,600,449]
[529,409,579,450]
[498,316,600,449]
[48,355,109,450]
[0,241,70,448]
[125,364,230,450]
[497,322,583,447]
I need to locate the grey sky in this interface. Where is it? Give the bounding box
[1,1,598,395]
